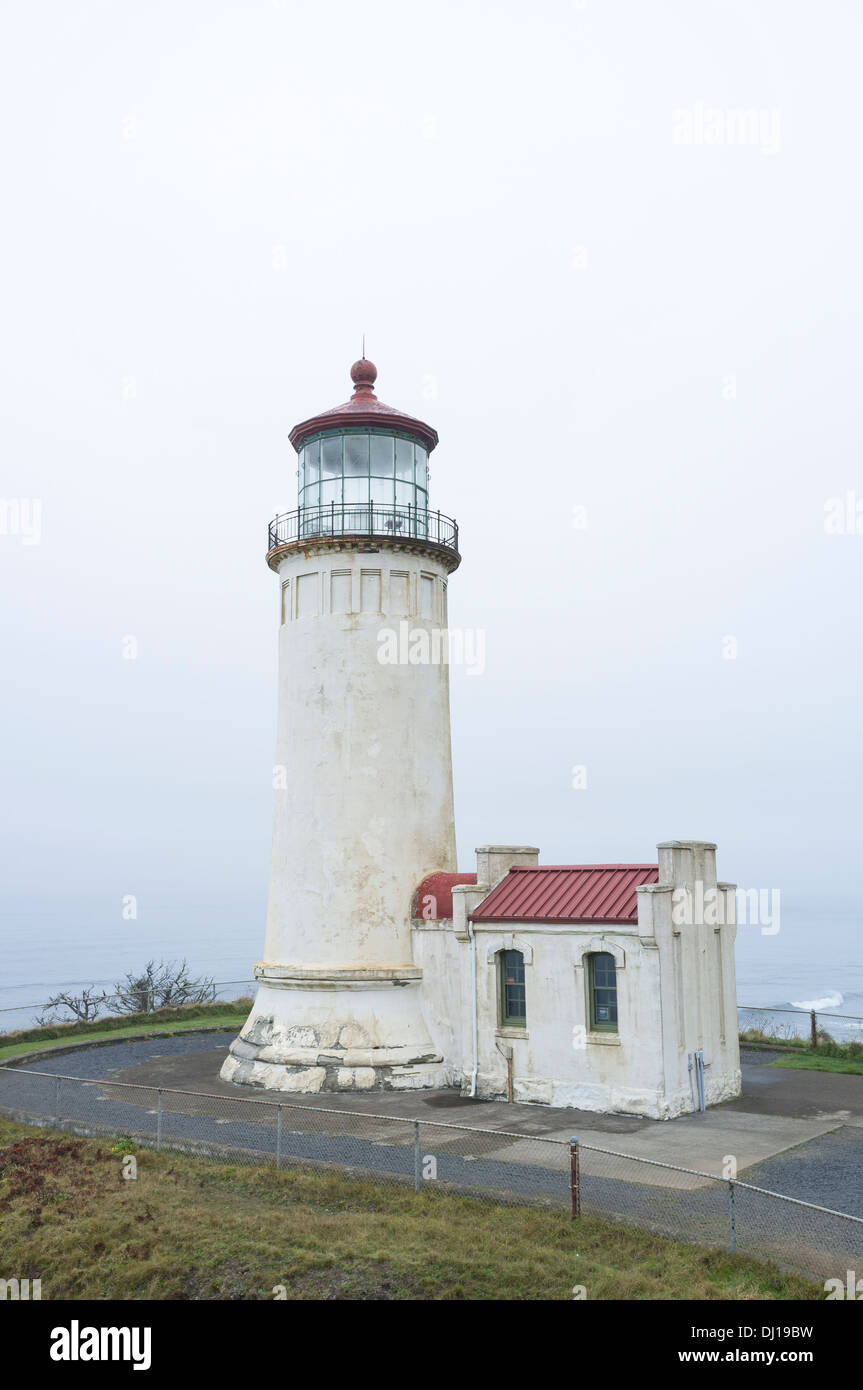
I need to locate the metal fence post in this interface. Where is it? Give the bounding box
[728,1180,736,1253]
[156,1090,163,1152]
[413,1120,421,1192]
[276,1105,282,1170]
[570,1136,580,1219]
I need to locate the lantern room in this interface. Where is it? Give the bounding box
[297,428,430,513]
[279,357,455,547]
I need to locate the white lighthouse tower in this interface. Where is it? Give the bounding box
[222,358,461,1093]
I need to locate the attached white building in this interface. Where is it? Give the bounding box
[412,841,741,1119]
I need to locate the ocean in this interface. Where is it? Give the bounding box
[2,910,862,1041]
[0,911,258,1035]
[735,912,863,1043]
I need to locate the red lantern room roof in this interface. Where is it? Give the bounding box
[288,358,439,454]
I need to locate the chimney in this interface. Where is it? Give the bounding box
[475,845,540,889]
[657,840,718,890]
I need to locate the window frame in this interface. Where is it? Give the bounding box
[588,951,618,1033]
[498,949,526,1029]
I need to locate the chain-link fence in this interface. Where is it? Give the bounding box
[574,1141,863,1283]
[0,1065,569,1205]
[1,1064,861,1285]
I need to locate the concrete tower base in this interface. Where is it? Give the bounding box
[220,966,447,1093]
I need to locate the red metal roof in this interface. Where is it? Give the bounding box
[413,871,477,921]
[470,865,659,925]
[289,359,439,454]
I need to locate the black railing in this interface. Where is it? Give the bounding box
[267,503,459,554]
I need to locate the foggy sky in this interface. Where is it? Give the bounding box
[1,0,861,988]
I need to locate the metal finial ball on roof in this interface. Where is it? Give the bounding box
[350,358,377,390]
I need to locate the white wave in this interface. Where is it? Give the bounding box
[789,992,844,1012]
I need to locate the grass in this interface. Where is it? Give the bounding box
[741,1029,863,1076]
[740,1028,809,1049]
[0,1002,250,1064]
[0,1119,820,1301]
[772,1053,863,1076]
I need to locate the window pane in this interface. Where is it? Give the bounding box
[415,445,428,488]
[321,436,342,479]
[395,437,414,480]
[395,481,415,509]
[371,434,394,476]
[370,476,393,505]
[302,482,320,507]
[304,440,320,484]
[343,477,368,505]
[344,433,369,477]
[320,478,341,506]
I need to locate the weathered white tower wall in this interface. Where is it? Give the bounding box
[223,537,460,1092]
[267,546,456,968]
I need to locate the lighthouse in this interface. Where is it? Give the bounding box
[222,359,461,1093]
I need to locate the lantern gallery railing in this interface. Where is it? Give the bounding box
[267,503,459,554]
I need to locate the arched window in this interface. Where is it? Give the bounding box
[499,949,526,1028]
[588,952,618,1032]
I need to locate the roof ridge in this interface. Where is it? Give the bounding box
[508,863,658,872]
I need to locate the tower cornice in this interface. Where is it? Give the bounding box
[266,534,461,574]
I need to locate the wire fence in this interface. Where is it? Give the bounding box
[4,986,862,1049]
[737,1005,863,1046]
[0,981,256,1032]
[1,1064,860,1287]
